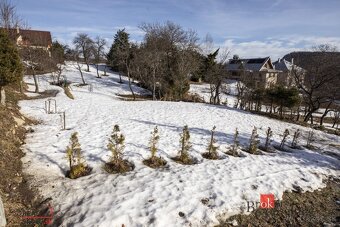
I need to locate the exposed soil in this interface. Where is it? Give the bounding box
[218,178,340,227]
[0,85,54,226]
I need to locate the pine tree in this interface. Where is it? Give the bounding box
[0,29,23,106]
[264,127,273,151]
[230,128,240,156]
[107,29,130,73]
[66,132,89,179]
[280,129,290,149]
[291,129,300,148]
[248,126,260,154]
[107,125,125,164]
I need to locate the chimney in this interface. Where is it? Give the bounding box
[16,26,20,34]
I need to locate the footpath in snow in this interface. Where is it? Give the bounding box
[19,63,340,226]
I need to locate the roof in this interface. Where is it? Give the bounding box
[226,57,276,72]
[273,59,304,72]
[3,28,52,47]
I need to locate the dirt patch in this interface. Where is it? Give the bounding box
[0,85,45,226]
[218,178,340,227]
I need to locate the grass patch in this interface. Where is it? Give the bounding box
[171,155,197,165]
[66,164,92,179]
[143,156,167,169]
[202,151,220,160]
[103,160,134,174]
[63,86,74,99]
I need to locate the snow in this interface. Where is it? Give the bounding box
[19,63,340,226]
[188,80,239,107]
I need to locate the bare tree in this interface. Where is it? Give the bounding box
[73,33,94,72]
[93,36,107,78]
[19,31,53,93]
[0,0,22,29]
[292,45,340,123]
[68,49,86,85]
[139,22,201,101]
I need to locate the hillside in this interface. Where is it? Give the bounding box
[19,63,340,226]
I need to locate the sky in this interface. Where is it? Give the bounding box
[15,0,340,59]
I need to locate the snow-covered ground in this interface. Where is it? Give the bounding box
[189,80,238,107]
[20,63,339,226]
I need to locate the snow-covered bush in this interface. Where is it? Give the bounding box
[202,126,219,159]
[66,132,91,179]
[172,125,196,164]
[104,125,134,174]
[248,126,260,154]
[143,126,167,168]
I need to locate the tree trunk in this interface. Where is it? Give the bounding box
[214,81,221,105]
[126,65,135,101]
[152,68,156,100]
[96,65,100,78]
[0,86,5,106]
[296,106,300,121]
[78,68,86,85]
[86,63,90,72]
[320,101,333,126]
[33,73,39,93]
[119,74,122,83]
[103,65,107,76]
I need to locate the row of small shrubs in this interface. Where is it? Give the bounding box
[65,125,316,179]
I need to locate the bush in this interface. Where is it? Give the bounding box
[202,126,220,159]
[143,126,167,168]
[104,125,134,174]
[66,132,91,179]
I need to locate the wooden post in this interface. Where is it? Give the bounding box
[0,195,6,227]
[62,111,66,130]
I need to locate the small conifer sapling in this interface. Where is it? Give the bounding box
[143,126,167,168]
[105,125,134,173]
[279,129,290,149]
[248,126,260,154]
[264,127,273,151]
[175,125,194,164]
[229,128,240,156]
[306,130,315,149]
[202,126,219,159]
[66,132,90,179]
[108,125,125,164]
[291,129,300,148]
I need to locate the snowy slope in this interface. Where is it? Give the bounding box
[20,63,339,227]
